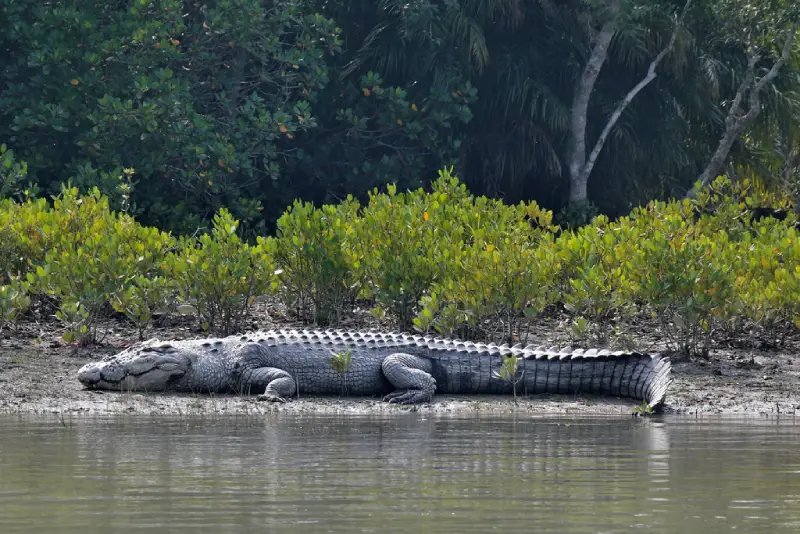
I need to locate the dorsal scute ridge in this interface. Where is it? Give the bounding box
[203,330,647,365]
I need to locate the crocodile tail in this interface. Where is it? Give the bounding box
[599,351,672,410]
[518,348,671,410]
[642,354,672,411]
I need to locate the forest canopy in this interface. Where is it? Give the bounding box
[1,0,798,233]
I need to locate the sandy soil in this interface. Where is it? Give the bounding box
[2,308,799,417]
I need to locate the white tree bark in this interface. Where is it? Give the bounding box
[687,23,799,199]
[567,0,620,203]
[567,0,691,203]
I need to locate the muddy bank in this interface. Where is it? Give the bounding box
[1,314,799,417]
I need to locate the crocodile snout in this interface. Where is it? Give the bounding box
[77,363,102,387]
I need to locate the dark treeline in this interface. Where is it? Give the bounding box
[1,0,798,234]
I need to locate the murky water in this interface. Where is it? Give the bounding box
[1,414,799,533]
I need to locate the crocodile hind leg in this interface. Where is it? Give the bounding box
[240,367,296,402]
[381,353,436,404]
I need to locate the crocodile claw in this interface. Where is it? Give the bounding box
[256,393,287,403]
[383,389,430,405]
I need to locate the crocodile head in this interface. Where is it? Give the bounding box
[77,345,189,392]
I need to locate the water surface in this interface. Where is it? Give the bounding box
[1,414,799,533]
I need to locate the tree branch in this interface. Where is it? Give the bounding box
[688,22,799,198]
[581,0,694,186]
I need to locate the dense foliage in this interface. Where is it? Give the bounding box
[1,172,798,356]
[1,0,798,231]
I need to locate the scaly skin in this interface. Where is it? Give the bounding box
[77,329,672,409]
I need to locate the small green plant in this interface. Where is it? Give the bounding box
[329,347,353,396]
[352,172,471,329]
[568,316,591,344]
[633,399,654,416]
[492,355,524,405]
[727,221,800,346]
[28,187,176,344]
[55,299,91,345]
[413,182,558,342]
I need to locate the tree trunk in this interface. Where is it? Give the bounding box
[689,121,749,198]
[567,0,620,204]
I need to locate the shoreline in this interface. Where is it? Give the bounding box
[2,316,800,417]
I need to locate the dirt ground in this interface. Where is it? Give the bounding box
[2,305,799,418]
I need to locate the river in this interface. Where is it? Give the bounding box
[1,414,799,533]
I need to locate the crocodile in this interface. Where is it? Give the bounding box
[76,329,672,409]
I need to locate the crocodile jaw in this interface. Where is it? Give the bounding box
[77,352,189,392]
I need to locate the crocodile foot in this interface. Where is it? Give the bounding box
[383,389,432,405]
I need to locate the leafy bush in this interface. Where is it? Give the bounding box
[350,171,473,328]
[30,188,176,344]
[2,187,283,341]
[111,275,179,341]
[414,198,558,343]
[273,197,361,326]
[168,209,278,335]
[729,219,800,345]
[554,215,637,342]
[0,197,59,281]
[0,143,36,201]
[30,191,129,343]
[625,204,736,356]
[690,176,795,237]
[0,276,31,335]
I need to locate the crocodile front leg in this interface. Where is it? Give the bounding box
[241,367,297,402]
[381,353,436,404]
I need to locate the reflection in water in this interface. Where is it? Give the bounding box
[1,414,799,533]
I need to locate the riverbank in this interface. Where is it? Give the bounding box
[1,312,799,417]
